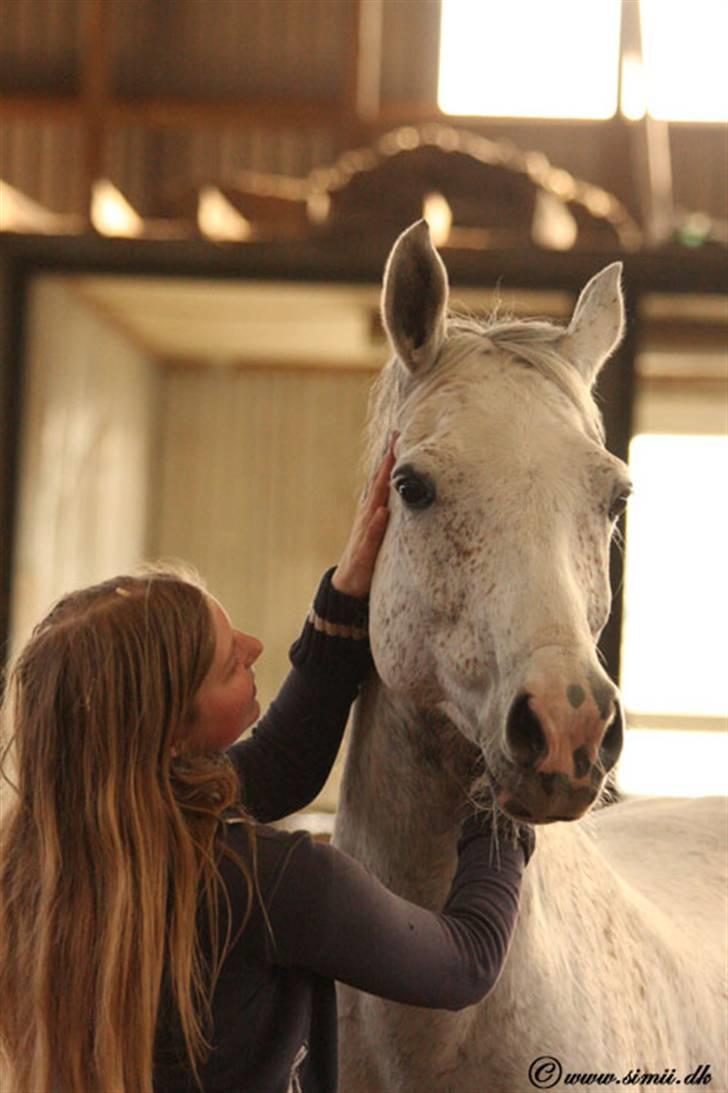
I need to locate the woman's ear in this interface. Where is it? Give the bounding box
[381,219,449,375]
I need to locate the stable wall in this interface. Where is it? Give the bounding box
[9,286,375,812]
[9,277,158,650]
[151,363,373,809]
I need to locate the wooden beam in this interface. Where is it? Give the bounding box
[619,0,674,245]
[637,320,728,352]
[353,0,383,124]
[342,0,362,129]
[641,115,674,245]
[162,357,381,376]
[0,90,346,131]
[0,93,614,140]
[1,232,726,296]
[0,93,628,135]
[110,95,345,129]
[0,92,81,122]
[79,0,112,218]
[337,0,384,149]
[0,253,25,675]
[363,103,623,130]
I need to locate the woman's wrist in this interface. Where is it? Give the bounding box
[330,567,361,598]
[459,809,536,866]
[289,569,372,677]
[330,566,362,599]
[315,567,369,627]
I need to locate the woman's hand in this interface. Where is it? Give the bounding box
[332,434,398,599]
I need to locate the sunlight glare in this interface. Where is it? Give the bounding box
[620,53,647,121]
[91,180,143,238]
[640,0,728,122]
[423,192,453,247]
[438,0,621,119]
[198,186,252,243]
[619,729,727,797]
[620,435,728,718]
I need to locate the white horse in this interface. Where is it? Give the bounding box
[334,222,727,1093]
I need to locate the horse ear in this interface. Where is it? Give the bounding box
[559,263,625,387]
[381,220,449,375]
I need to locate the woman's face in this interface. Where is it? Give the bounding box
[188,598,264,752]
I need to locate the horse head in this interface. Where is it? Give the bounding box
[368,220,631,824]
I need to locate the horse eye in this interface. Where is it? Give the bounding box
[393,471,436,510]
[609,487,632,521]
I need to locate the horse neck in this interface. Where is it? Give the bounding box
[336,675,484,908]
[335,675,635,1052]
[337,676,596,929]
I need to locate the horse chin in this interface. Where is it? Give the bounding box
[484,759,603,825]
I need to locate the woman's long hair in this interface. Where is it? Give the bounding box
[0,567,255,1092]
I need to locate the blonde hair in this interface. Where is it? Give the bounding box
[0,567,255,1092]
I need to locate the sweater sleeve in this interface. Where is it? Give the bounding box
[263,822,530,1011]
[226,569,372,823]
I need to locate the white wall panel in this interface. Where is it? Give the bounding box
[10,278,158,649]
[153,363,375,810]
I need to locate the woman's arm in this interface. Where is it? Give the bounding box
[264,817,535,1010]
[225,571,372,822]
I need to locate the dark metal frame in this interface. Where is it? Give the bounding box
[1,231,726,685]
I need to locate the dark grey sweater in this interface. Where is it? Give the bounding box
[154,571,532,1092]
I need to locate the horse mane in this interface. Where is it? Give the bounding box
[364,310,605,475]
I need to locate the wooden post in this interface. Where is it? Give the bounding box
[80,0,111,224]
[619,0,674,245]
[0,253,25,676]
[341,0,383,146]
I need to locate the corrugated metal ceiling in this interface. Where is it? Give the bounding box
[0,0,725,239]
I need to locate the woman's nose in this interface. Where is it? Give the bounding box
[240,634,263,665]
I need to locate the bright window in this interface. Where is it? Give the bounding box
[640,0,728,122]
[617,728,727,797]
[620,435,728,718]
[438,0,621,119]
[439,0,728,122]
[619,434,728,796]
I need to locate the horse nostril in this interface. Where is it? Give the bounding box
[599,703,624,771]
[506,692,547,769]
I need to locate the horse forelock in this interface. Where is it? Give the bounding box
[478,315,605,446]
[364,311,604,476]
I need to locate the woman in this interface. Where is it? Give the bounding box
[0,443,534,1093]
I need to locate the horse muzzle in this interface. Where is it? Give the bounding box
[495,661,624,823]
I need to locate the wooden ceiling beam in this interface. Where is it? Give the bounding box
[110,96,345,129]
[79,0,112,219]
[0,91,346,130]
[350,0,383,125]
[0,90,636,135]
[0,93,81,122]
[334,0,384,149]
[0,91,665,143]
